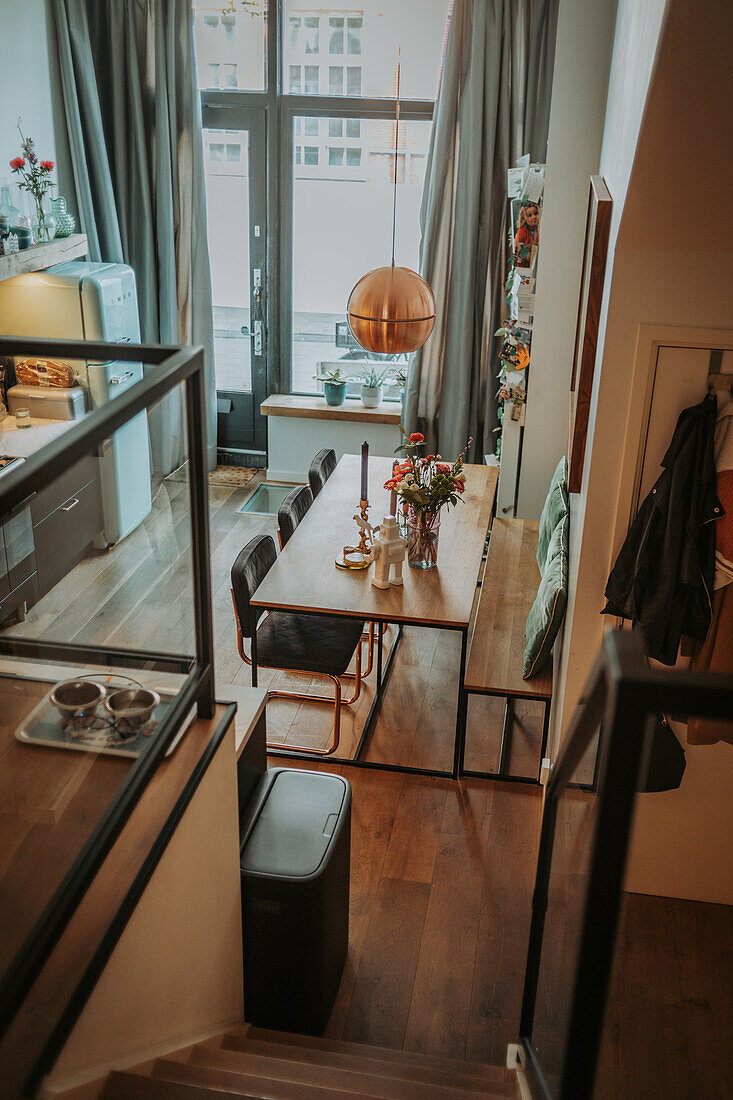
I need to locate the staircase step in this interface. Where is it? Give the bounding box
[219,1033,513,1094]
[188,1044,501,1099]
[154,1058,363,1098]
[236,1025,509,1086]
[102,1070,256,1099]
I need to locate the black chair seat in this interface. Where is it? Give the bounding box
[257,611,365,677]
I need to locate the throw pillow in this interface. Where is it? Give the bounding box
[524,511,569,678]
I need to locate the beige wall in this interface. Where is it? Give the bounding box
[552,0,733,902]
[517,0,618,519]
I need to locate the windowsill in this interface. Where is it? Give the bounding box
[260,394,401,425]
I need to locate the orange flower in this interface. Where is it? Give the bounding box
[409,432,424,443]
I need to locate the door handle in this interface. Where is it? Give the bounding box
[253,320,263,357]
[61,498,80,512]
[110,371,135,385]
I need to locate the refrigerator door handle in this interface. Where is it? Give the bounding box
[109,371,135,385]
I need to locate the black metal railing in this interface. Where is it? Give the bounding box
[518,628,733,1098]
[0,336,214,1047]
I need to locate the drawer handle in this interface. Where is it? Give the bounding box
[61,498,80,512]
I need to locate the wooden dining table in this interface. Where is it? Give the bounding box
[251,454,498,778]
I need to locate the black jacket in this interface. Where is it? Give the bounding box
[603,393,722,665]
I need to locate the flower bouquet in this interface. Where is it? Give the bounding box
[10,123,56,243]
[384,431,469,569]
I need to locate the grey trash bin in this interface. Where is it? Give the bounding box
[240,767,351,1034]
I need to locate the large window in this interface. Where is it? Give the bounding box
[195,0,450,401]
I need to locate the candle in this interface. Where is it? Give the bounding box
[360,440,369,501]
[390,459,397,515]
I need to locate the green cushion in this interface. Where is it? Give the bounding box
[537,456,569,571]
[523,512,569,679]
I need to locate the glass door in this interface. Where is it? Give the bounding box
[201,107,267,457]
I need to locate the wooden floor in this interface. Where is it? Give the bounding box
[4,476,731,1094]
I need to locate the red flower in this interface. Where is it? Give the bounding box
[436,462,451,475]
[408,432,424,443]
[40,160,55,172]
[454,478,466,493]
[9,157,25,171]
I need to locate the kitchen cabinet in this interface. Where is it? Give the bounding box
[31,454,103,596]
[0,500,39,624]
[0,454,103,625]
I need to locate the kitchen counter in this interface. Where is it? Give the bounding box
[0,414,77,459]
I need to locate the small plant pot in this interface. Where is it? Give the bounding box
[361,384,382,408]
[323,381,347,406]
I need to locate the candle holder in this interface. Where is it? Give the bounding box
[335,498,374,570]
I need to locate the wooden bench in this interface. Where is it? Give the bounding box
[463,517,552,783]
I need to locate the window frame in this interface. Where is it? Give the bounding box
[198,0,437,398]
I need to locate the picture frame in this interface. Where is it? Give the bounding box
[568,175,612,493]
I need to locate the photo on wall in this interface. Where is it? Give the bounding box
[511,199,541,270]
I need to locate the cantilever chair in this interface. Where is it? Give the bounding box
[231,534,365,755]
[308,447,337,499]
[277,484,313,549]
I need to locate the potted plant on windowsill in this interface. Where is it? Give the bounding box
[354,364,393,408]
[318,366,350,406]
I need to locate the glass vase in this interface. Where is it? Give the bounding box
[51,195,76,238]
[32,197,56,244]
[407,509,441,570]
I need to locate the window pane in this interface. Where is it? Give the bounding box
[303,146,319,166]
[295,145,302,164]
[328,66,344,96]
[329,17,344,54]
[223,63,238,88]
[289,16,301,51]
[207,63,220,88]
[295,117,302,136]
[291,116,432,393]
[304,65,320,94]
[304,117,319,136]
[346,118,361,138]
[283,0,450,99]
[346,66,362,95]
[328,117,344,137]
[289,65,302,93]
[304,16,320,53]
[193,0,266,92]
[347,17,362,55]
[203,127,253,394]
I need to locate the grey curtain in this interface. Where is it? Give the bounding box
[404,0,559,461]
[51,0,216,475]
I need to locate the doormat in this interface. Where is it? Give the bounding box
[166,463,258,487]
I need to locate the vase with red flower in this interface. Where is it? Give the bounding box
[9,124,56,243]
[383,430,470,570]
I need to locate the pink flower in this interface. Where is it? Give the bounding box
[9,157,25,171]
[40,160,55,172]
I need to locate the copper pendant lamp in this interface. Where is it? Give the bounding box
[347,55,436,355]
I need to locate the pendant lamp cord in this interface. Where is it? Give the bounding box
[391,50,401,268]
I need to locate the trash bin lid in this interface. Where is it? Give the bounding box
[242,769,349,880]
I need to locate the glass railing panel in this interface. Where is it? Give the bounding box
[529,725,603,1091]
[0,358,198,992]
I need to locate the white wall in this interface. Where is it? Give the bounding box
[0,0,75,222]
[552,0,733,902]
[516,0,618,519]
[266,413,400,484]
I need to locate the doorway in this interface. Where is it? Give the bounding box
[202,107,268,462]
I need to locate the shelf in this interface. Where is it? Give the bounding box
[0,233,88,282]
[261,394,401,425]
